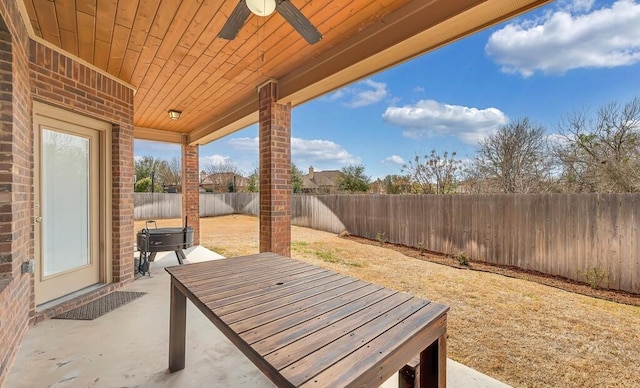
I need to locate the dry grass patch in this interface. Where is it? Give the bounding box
[136,216,640,388]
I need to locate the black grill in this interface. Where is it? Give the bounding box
[136,220,194,276]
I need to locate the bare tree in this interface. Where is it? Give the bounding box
[135,156,165,182]
[553,97,640,192]
[156,157,181,187]
[469,118,551,193]
[203,159,242,176]
[202,160,244,192]
[402,150,461,194]
[134,156,168,192]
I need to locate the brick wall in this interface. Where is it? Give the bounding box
[0,0,136,382]
[182,140,200,244]
[258,81,291,256]
[28,45,136,313]
[29,42,135,287]
[0,0,33,384]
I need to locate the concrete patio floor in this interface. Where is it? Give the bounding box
[6,247,510,388]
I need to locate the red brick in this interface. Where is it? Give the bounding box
[258,81,291,257]
[182,141,200,245]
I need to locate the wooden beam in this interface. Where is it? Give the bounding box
[134,126,184,143]
[189,94,259,145]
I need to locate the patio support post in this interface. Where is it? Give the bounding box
[181,136,200,245]
[258,80,291,256]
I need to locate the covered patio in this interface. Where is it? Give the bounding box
[0,0,551,385]
[6,248,509,387]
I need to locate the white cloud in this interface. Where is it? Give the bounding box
[227,136,359,170]
[134,139,180,160]
[199,154,230,167]
[546,133,571,146]
[328,89,345,101]
[382,99,508,144]
[291,138,358,165]
[558,0,595,12]
[382,155,405,165]
[328,79,389,108]
[227,137,258,150]
[486,0,640,77]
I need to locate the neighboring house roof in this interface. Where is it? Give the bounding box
[301,167,343,192]
[200,172,249,192]
[370,178,385,194]
[302,176,319,190]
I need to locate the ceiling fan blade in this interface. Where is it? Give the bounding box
[218,0,252,40]
[276,0,323,45]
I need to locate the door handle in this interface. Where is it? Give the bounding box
[35,216,42,223]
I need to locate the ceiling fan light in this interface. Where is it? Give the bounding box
[246,0,276,17]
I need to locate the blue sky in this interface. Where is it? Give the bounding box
[135,0,640,179]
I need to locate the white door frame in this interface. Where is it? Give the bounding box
[33,102,113,306]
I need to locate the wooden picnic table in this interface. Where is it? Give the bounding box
[166,252,449,387]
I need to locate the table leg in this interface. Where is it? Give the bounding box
[420,330,447,388]
[169,278,187,372]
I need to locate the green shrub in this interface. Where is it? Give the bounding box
[417,242,426,256]
[580,267,608,289]
[376,231,387,246]
[456,252,470,266]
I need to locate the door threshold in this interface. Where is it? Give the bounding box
[36,283,106,312]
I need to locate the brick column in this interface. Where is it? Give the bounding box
[111,123,135,283]
[259,81,291,256]
[181,137,200,245]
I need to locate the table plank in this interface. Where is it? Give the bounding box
[263,292,416,369]
[213,273,350,316]
[182,260,310,290]
[249,287,399,355]
[302,305,448,387]
[220,276,358,324]
[227,280,372,334]
[202,268,333,308]
[167,253,280,277]
[239,284,385,343]
[196,268,331,302]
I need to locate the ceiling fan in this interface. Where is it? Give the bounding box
[218,0,323,45]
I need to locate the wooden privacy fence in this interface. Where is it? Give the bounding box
[311,194,640,294]
[134,192,640,293]
[134,193,259,220]
[134,193,182,220]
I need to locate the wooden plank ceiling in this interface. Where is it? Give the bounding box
[22,0,551,144]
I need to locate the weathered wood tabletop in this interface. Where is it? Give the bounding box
[166,252,449,387]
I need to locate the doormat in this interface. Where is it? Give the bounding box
[53,291,146,320]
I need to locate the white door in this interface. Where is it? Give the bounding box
[34,115,101,305]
